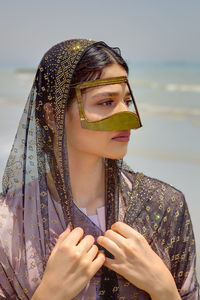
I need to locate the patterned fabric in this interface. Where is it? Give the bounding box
[0,39,199,299]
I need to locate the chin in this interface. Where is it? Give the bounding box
[105,150,127,160]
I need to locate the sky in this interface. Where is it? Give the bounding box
[0,0,200,68]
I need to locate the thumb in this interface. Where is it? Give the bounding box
[49,224,73,257]
[57,223,72,244]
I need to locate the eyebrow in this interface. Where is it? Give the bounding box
[90,90,131,99]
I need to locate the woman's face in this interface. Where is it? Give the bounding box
[65,63,132,160]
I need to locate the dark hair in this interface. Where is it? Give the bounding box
[67,42,129,109]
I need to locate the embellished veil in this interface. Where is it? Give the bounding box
[0,39,199,299]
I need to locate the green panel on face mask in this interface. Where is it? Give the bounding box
[73,76,142,131]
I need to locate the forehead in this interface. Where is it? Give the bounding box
[82,64,129,97]
[82,82,130,98]
[100,63,127,79]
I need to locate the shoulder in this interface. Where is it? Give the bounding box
[120,161,187,213]
[120,162,193,252]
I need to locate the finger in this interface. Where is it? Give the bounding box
[103,257,119,272]
[65,227,84,246]
[56,224,72,246]
[77,235,95,254]
[104,229,126,248]
[111,221,139,239]
[90,252,105,276]
[86,244,99,262]
[97,236,121,258]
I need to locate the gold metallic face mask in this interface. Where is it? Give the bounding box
[73,76,142,131]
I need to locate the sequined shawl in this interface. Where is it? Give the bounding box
[0,39,199,299]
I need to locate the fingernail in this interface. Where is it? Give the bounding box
[67,222,73,231]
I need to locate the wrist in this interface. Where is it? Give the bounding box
[31,281,48,300]
[150,286,181,300]
[32,280,72,300]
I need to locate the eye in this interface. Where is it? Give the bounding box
[98,99,114,107]
[124,99,132,107]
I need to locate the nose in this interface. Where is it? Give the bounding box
[114,101,129,114]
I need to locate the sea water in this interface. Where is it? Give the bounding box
[0,62,199,279]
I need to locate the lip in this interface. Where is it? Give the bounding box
[112,130,130,142]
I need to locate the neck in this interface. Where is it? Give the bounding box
[67,148,105,214]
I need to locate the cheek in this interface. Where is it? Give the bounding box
[65,106,129,159]
[65,107,108,153]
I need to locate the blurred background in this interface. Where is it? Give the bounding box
[0,0,199,281]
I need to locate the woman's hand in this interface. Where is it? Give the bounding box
[32,226,105,300]
[97,221,181,300]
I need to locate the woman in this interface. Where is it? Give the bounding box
[0,39,199,299]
